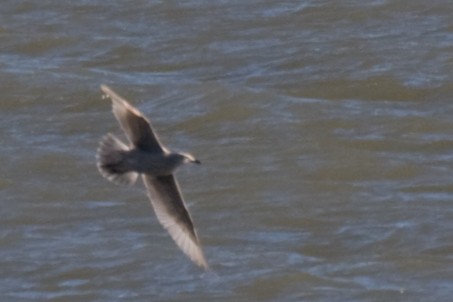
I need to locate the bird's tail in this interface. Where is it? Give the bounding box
[96,133,138,185]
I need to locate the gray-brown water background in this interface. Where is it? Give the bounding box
[1,1,452,301]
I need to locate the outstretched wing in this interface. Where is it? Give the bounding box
[101,85,165,153]
[142,174,209,270]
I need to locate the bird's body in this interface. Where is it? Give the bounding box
[96,85,208,270]
[99,139,189,176]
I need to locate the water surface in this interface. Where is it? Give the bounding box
[1,1,452,301]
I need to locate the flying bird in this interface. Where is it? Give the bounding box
[96,85,208,270]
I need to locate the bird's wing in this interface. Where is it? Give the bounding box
[142,174,209,270]
[101,85,165,153]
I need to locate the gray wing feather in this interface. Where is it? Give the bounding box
[101,85,164,152]
[142,174,209,269]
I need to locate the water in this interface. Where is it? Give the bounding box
[1,1,452,301]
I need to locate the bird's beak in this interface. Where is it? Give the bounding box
[193,159,201,164]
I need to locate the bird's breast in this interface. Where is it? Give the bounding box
[125,149,178,176]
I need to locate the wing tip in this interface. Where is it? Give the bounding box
[100,84,118,103]
[100,84,111,95]
[100,84,143,115]
[183,235,210,271]
[198,256,210,271]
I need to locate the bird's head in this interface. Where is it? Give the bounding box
[180,152,201,165]
[173,152,201,164]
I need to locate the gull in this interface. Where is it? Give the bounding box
[96,85,208,270]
